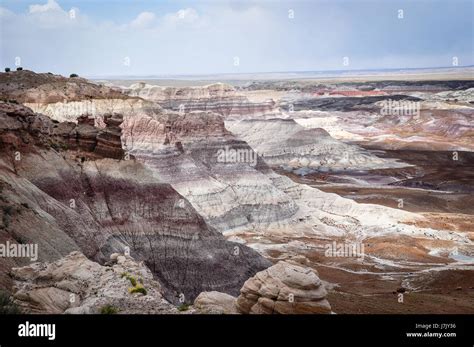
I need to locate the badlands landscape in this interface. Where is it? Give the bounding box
[0,68,473,314]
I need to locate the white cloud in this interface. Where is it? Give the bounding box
[24,0,83,28]
[130,12,156,29]
[29,0,62,14]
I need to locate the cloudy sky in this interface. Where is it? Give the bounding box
[0,0,472,77]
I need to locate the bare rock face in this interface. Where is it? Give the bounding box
[227,118,409,172]
[0,101,271,303]
[0,102,124,160]
[236,261,332,314]
[94,113,125,159]
[11,251,177,314]
[193,291,238,314]
[125,82,277,118]
[115,104,299,233]
[0,70,127,104]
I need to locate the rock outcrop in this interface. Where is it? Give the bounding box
[2,74,296,233]
[193,291,238,314]
[0,102,124,159]
[125,82,277,118]
[118,108,299,232]
[11,251,177,314]
[94,113,125,159]
[236,261,332,314]
[0,102,271,303]
[227,118,409,172]
[0,70,127,104]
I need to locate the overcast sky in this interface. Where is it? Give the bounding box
[0,0,472,77]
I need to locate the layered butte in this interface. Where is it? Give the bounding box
[226,118,409,173]
[124,82,277,118]
[0,100,270,303]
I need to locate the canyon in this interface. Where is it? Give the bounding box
[0,69,473,314]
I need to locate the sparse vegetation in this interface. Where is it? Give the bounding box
[16,67,23,71]
[129,283,147,295]
[70,73,79,78]
[4,67,10,72]
[177,303,190,312]
[0,291,21,314]
[99,304,118,314]
[121,272,137,287]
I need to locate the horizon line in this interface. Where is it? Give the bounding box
[83,65,474,80]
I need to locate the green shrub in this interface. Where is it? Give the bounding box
[16,67,23,71]
[128,276,137,287]
[129,284,147,295]
[4,68,10,72]
[99,304,118,314]
[121,273,137,287]
[70,73,79,78]
[177,303,190,312]
[0,291,21,314]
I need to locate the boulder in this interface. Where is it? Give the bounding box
[194,291,238,314]
[11,251,177,314]
[236,261,332,314]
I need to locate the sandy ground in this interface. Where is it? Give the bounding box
[259,146,474,313]
[233,230,474,314]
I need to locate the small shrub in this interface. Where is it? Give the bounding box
[16,67,23,71]
[0,291,21,314]
[121,272,137,286]
[4,68,10,72]
[99,304,118,314]
[177,303,190,312]
[129,284,147,295]
[127,276,137,287]
[128,276,137,287]
[70,73,79,78]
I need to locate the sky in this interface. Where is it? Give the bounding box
[0,0,473,77]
